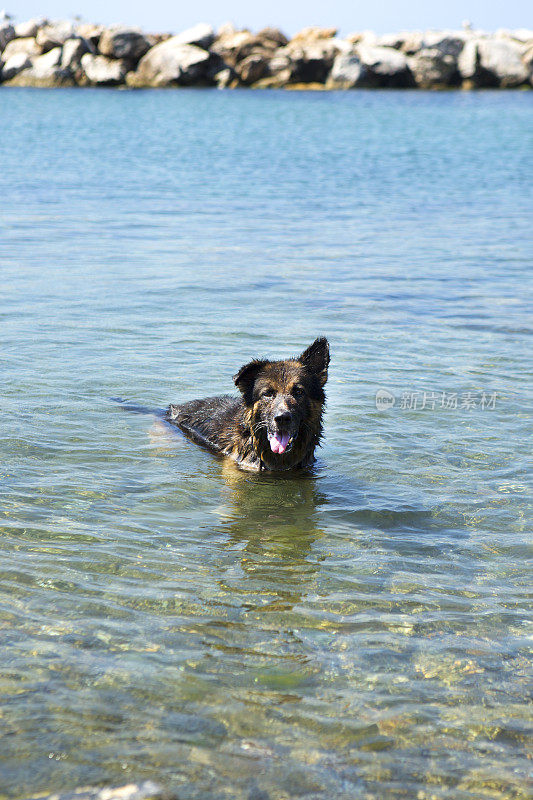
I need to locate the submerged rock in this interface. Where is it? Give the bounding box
[20,781,166,800]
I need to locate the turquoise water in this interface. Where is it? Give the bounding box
[1,88,532,799]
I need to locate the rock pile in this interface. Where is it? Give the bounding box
[1,19,532,89]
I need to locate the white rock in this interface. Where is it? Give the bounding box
[14,17,44,38]
[327,52,365,87]
[1,36,41,59]
[479,38,529,85]
[81,52,128,85]
[1,51,32,80]
[459,37,529,86]
[357,44,412,85]
[173,23,214,49]
[458,38,478,79]
[31,46,62,78]
[61,37,90,69]
[5,45,70,85]
[36,20,75,51]
[131,38,212,87]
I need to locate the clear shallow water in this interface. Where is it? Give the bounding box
[1,88,532,799]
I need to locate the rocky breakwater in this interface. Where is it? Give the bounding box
[1,18,532,89]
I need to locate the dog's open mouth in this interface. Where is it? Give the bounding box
[268,430,294,455]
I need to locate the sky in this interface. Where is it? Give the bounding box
[6,1,532,36]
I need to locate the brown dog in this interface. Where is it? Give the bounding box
[166,337,329,472]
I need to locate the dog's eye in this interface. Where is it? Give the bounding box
[261,388,276,398]
[292,385,305,397]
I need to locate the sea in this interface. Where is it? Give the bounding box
[1,87,532,800]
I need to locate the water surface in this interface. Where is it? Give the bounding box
[1,88,532,800]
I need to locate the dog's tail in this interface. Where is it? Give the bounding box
[109,398,166,418]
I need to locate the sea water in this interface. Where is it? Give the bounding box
[1,88,531,799]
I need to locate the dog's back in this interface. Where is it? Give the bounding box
[167,396,242,456]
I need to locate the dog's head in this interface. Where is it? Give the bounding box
[233,337,329,469]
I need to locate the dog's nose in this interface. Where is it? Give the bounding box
[274,411,292,427]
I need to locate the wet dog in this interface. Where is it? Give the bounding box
[166,337,329,472]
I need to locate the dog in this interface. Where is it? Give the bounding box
[166,337,329,472]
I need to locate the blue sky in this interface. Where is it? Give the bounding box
[8,1,532,36]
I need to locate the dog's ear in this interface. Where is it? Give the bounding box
[233,359,268,405]
[299,337,330,387]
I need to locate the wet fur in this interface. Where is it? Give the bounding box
[166,338,329,472]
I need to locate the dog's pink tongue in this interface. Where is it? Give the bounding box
[269,431,290,454]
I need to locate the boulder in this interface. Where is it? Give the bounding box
[236,53,271,84]
[36,21,76,52]
[213,66,235,88]
[172,23,215,49]
[14,18,44,38]
[459,37,529,86]
[0,21,15,51]
[523,45,533,84]
[376,32,409,50]
[356,44,414,86]
[398,32,424,55]
[1,37,41,60]
[80,53,128,85]
[408,48,459,87]
[98,27,151,62]
[326,52,365,87]
[253,52,292,87]
[291,26,338,42]
[30,46,62,76]
[421,30,466,58]
[211,29,280,69]
[5,46,73,86]
[256,27,288,47]
[277,37,346,84]
[75,23,104,48]
[1,51,32,81]
[61,37,91,70]
[496,28,533,44]
[128,38,212,87]
[345,32,366,45]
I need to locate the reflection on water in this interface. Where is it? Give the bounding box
[1,89,531,800]
[216,462,325,608]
